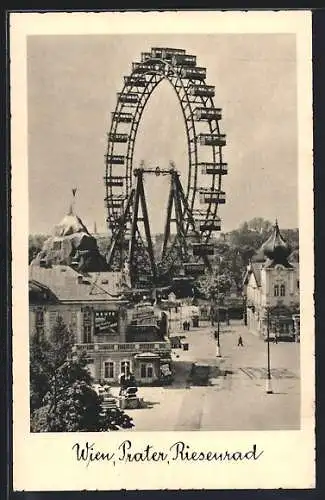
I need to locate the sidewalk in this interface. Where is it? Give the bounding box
[114,320,300,431]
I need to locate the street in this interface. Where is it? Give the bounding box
[111,320,300,431]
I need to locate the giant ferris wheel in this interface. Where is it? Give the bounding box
[104,47,227,288]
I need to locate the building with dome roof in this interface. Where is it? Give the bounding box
[31,202,108,273]
[243,221,300,341]
[29,196,172,385]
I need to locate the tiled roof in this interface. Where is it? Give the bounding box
[243,262,262,287]
[29,265,125,303]
[29,279,59,304]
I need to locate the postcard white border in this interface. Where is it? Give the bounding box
[10,10,315,490]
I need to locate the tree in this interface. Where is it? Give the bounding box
[196,270,233,303]
[30,333,52,411]
[29,234,49,263]
[31,359,134,432]
[282,228,299,251]
[30,315,75,411]
[246,217,272,234]
[30,316,134,432]
[95,235,110,259]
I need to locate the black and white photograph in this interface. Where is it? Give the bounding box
[11,10,315,491]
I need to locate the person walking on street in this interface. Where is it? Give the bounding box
[119,370,127,396]
[237,335,244,347]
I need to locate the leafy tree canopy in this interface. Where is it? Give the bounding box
[30,316,134,432]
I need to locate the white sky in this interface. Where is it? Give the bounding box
[27,33,298,235]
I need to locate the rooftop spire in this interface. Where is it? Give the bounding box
[68,188,77,215]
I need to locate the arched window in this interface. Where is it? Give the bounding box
[280,284,286,297]
[274,285,279,297]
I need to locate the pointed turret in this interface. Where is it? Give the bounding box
[250,220,292,267]
[261,220,291,264]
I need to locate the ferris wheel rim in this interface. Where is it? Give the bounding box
[104,48,226,241]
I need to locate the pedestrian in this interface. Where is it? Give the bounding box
[274,335,278,344]
[119,369,127,396]
[237,335,243,347]
[128,372,137,388]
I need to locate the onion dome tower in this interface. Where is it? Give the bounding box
[261,220,292,267]
[250,220,292,267]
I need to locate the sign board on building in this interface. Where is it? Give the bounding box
[93,310,118,334]
[131,304,157,325]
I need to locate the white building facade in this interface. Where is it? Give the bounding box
[244,222,300,341]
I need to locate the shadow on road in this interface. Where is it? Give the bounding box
[165,361,194,389]
[142,400,161,409]
[188,363,227,386]
[167,357,233,388]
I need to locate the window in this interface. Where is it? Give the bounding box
[83,326,91,343]
[280,284,286,297]
[297,280,300,290]
[120,360,131,377]
[103,361,115,379]
[83,308,92,344]
[140,363,154,379]
[274,285,279,297]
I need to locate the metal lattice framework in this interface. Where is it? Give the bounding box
[104,47,227,287]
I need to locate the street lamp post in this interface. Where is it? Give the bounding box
[266,307,273,394]
[215,269,222,357]
[216,305,221,357]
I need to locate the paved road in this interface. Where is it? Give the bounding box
[113,320,300,431]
